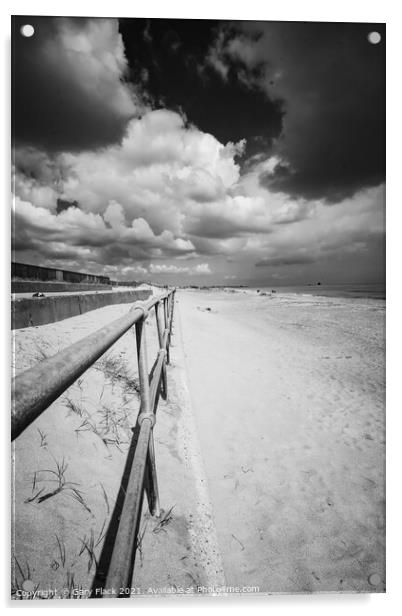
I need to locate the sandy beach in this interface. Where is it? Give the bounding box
[178,289,385,593]
[11,288,385,596]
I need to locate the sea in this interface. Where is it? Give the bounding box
[248,282,385,300]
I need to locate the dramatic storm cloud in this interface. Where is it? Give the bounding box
[205,21,385,202]
[12,17,385,285]
[12,17,140,152]
[118,18,283,150]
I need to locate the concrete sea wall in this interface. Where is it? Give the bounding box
[12,281,114,294]
[12,289,152,330]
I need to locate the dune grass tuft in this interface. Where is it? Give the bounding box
[95,353,141,396]
[153,506,174,534]
[28,454,92,514]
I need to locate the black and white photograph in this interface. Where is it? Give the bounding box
[10,11,386,600]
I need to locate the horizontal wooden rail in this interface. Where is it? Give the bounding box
[11,291,171,441]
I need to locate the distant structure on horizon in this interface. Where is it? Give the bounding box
[11,262,145,287]
[12,261,113,285]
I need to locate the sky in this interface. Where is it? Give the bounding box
[11,16,385,286]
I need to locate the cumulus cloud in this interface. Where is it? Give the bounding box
[12,16,141,152]
[12,196,196,268]
[194,263,211,274]
[13,109,250,270]
[183,194,273,239]
[149,263,211,275]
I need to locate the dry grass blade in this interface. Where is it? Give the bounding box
[99,483,110,514]
[95,519,107,547]
[136,519,148,565]
[24,487,45,503]
[55,534,66,567]
[75,418,105,440]
[68,488,92,514]
[37,428,48,448]
[13,555,26,581]
[153,506,174,534]
[79,529,98,573]
[63,396,85,418]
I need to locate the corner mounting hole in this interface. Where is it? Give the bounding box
[368,31,381,45]
[20,24,35,38]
